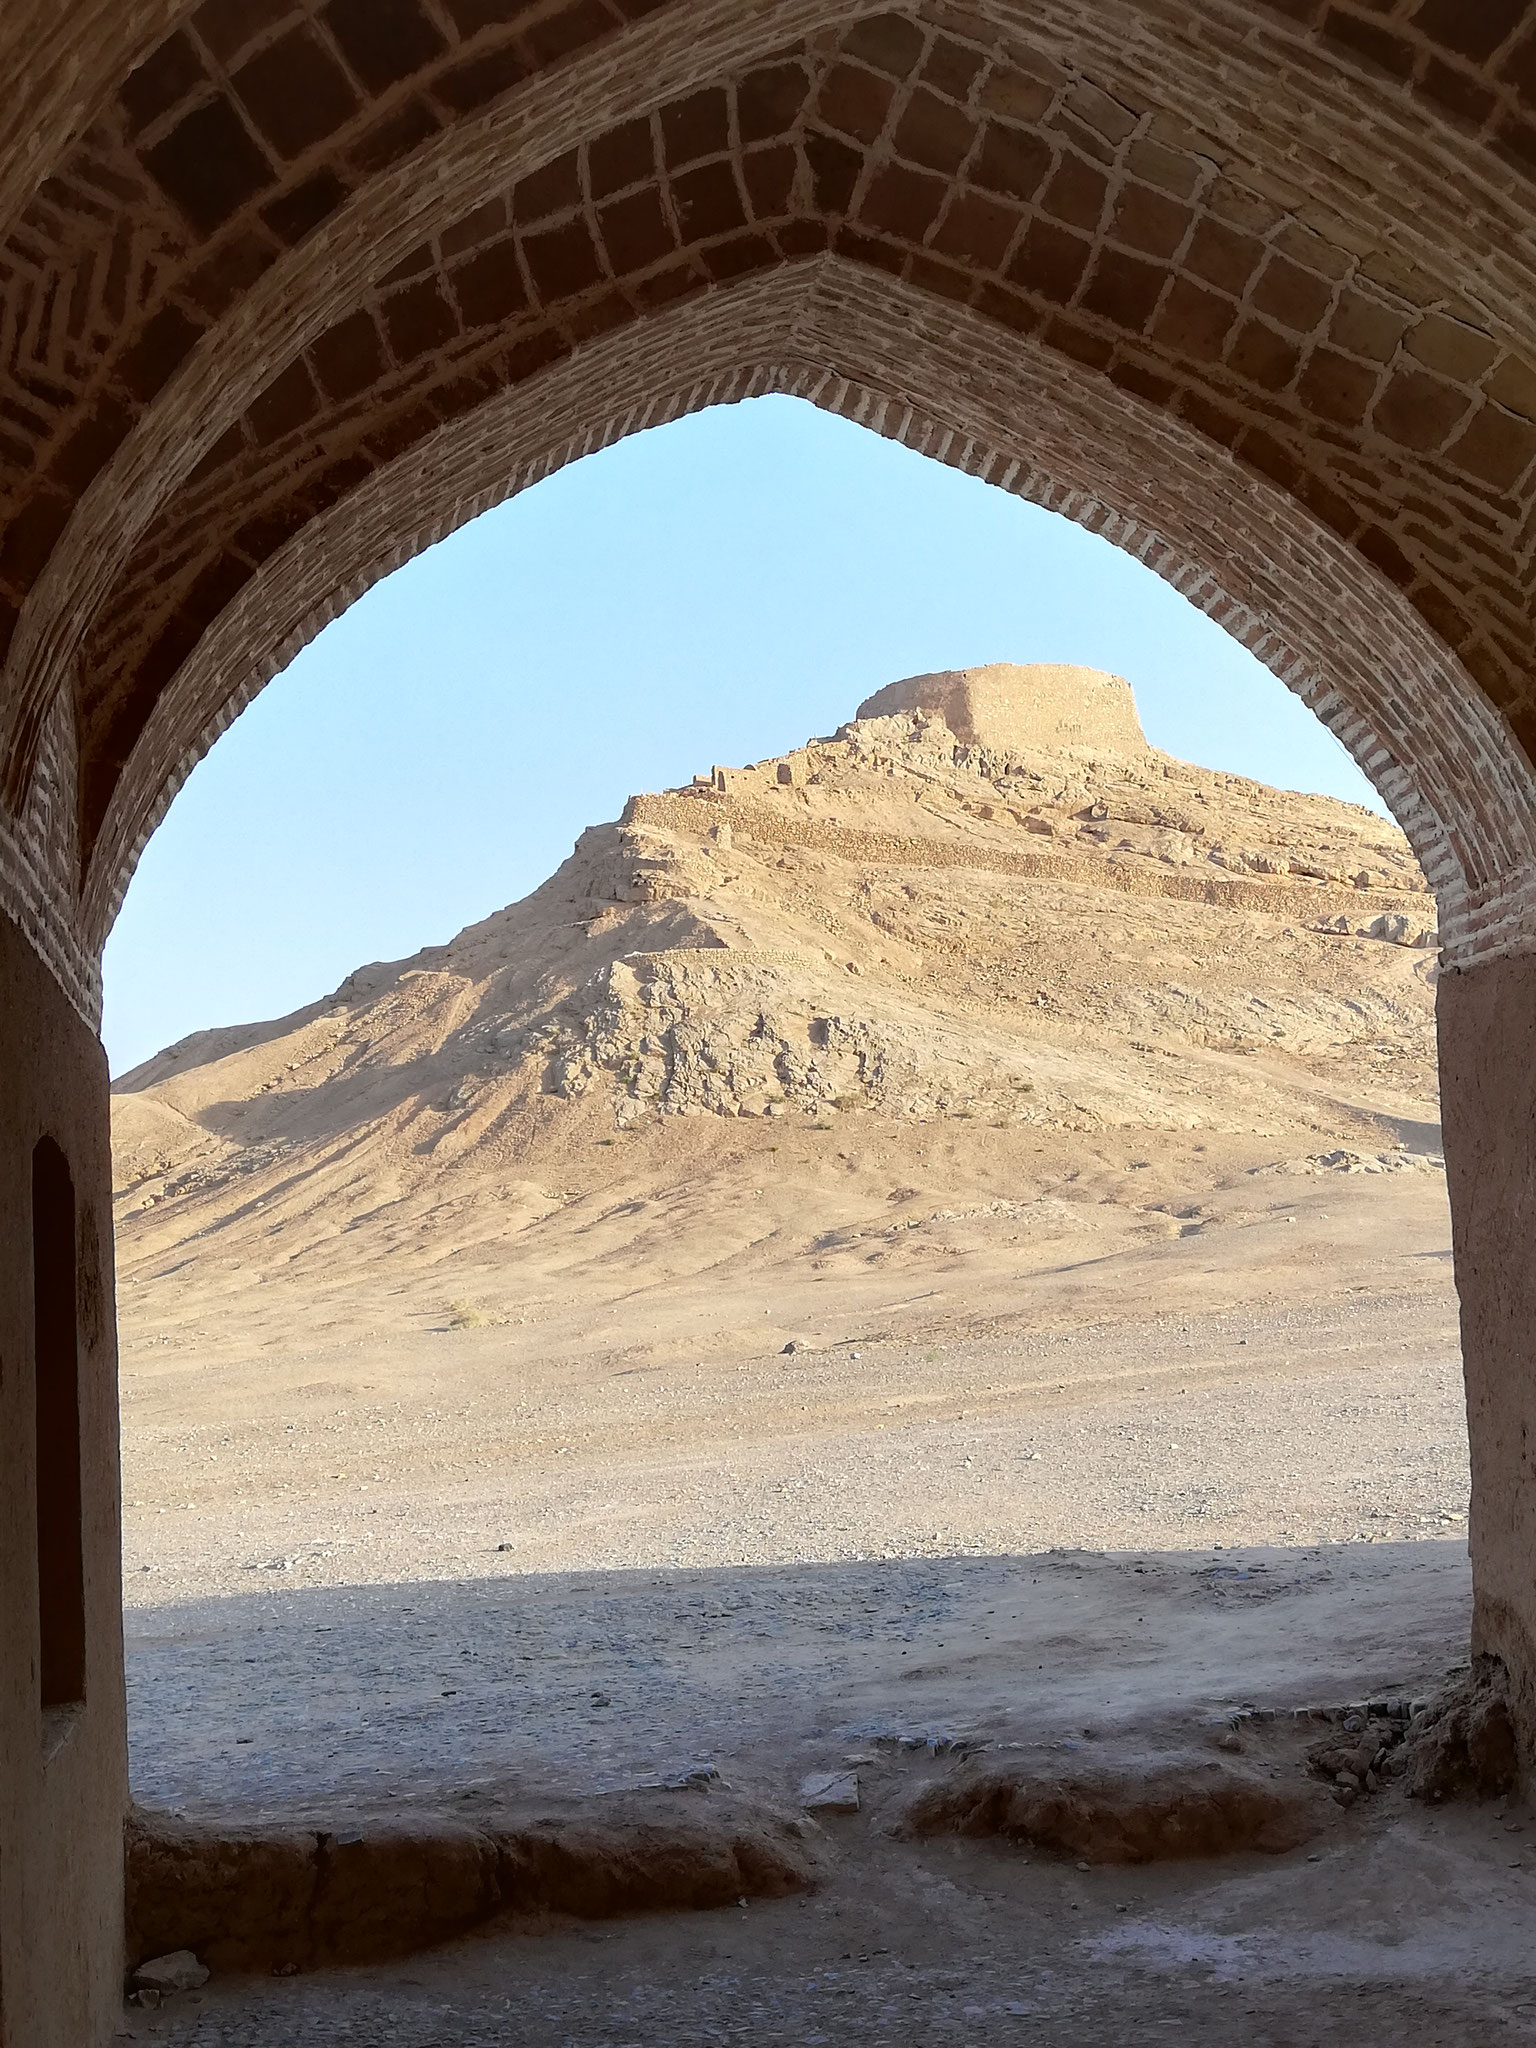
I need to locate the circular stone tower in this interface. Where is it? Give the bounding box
[855,662,1149,756]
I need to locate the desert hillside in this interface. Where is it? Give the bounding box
[111,660,1458,1604]
[113,661,1439,1337]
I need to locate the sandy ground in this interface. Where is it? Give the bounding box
[116,1158,1513,2045]
[120,1150,1464,1606]
[130,1538,1475,1823]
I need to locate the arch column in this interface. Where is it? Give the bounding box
[1439,950,1536,1757]
[0,907,126,2047]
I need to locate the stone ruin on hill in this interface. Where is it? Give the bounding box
[855,661,1149,757]
[505,662,1438,1130]
[112,659,1441,1188]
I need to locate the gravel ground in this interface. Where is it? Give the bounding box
[122,1287,1468,1608]
[127,1540,1473,1820]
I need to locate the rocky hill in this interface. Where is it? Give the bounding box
[110,663,1441,1355]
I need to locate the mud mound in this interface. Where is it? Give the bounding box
[1300,1664,1517,1807]
[895,1754,1322,1863]
[126,1795,816,1972]
[1401,1659,1517,1801]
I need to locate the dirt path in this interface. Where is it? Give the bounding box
[129,1537,1472,1819]
[125,1537,1532,2048]
[128,1799,1536,2048]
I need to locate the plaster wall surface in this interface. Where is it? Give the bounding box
[0,909,126,2048]
[1438,949,1536,1773]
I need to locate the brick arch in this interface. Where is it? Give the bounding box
[3,3,1536,783]
[3,3,1536,1004]
[6,1,1536,280]
[81,259,1536,978]
[15,22,1536,1998]
[45,9,1536,870]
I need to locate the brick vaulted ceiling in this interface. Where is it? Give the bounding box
[5,0,1536,975]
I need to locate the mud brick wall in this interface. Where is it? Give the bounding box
[4,1,1536,1013]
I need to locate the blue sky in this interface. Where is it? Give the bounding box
[102,393,1385,1077]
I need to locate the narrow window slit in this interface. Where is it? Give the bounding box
[33,1135,85,1713]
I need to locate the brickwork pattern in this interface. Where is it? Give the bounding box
[52,4,1536,817]
[0,0,772,810]
[0,691,99,1020]
[3,2,1536,1017]
[0,0,184,276]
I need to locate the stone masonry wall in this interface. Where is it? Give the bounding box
[856,664,1149,754]
[625,787,1434,928]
